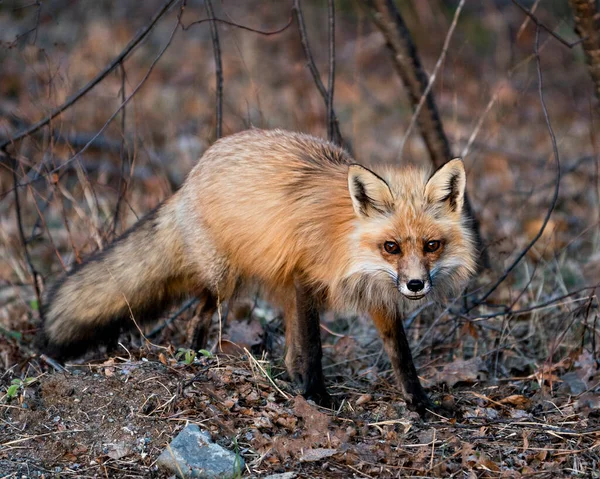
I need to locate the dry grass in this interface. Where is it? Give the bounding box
[1,1,599,477]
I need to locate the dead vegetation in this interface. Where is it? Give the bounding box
[1,0,599,477]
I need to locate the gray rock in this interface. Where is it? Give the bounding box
[157,425,244,478]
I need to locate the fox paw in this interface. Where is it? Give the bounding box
[303,387,333,409]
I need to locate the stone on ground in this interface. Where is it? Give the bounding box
[156,424,243,478]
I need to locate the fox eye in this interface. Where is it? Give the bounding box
[383,241,400,255]
[424,240,441,253]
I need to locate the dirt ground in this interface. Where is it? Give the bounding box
[2,343,600,477]
[1,0,600,477]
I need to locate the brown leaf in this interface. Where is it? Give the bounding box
[299,448,338,462]
[224,319,264,352]
[499,394,530,408]
[107,442,131,460]
[222,398,235,409]
[158,353,168,365]
[433,358,487,388]
[356,394,372,406]
[524,218,566,260]
[276,415,298,430]
[293,396,330,435]
[480,458,500,472]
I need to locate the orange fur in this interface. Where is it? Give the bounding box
[41,129,477,410]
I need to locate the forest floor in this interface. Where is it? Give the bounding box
[1,345,600,478]
[1,1,600,477]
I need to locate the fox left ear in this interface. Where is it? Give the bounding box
[425,158,466,213]
[348,164,394,218]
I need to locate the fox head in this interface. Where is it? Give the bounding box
[343,159,476,308]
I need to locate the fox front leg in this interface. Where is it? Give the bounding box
[370,308,432,416]
[283,280,331,407]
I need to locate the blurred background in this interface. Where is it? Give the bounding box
[2,1,600,476]
[0,0,598,387]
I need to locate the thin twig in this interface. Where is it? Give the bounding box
[113,62,128,236]
[39,354,69,373]
[8,0,42,47]
[0,0,179,151]
[327,0,337,144]
[182,15,293,35]
[293,0,343,146]
[2,429,86,447]
[516,0,541,41]
[244,347,290,400]
[469,284,599,320]
[8,1,185,192]
[7,152,42,309]
[397,0,465,160]
[205,0,223,139]
[147,298,199,339]
[469,24,562,309]
[511,0,584,49]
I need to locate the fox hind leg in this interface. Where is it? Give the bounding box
[188,291,218,351]
[284,280,331,407]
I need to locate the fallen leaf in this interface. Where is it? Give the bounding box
[299,448,337,462]
[433,358,487,388]
[107,442,131,460]
[499,394,530,408]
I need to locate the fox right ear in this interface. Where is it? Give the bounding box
[348,165,394,218]
[425,158,466,213]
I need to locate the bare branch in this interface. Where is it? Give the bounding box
[113,62,129,236]
[396,0,465,161]
[470,25,561,308]
[327,0,337,144]
[362,0,451,167]
[8,153,42,309]
[0,0,179,151]
[293,0,343,146]
[205,0,223,139]
[182,14,293,35]
[568,0,600,106]
[363,0,487,269]
[512,0,585,49]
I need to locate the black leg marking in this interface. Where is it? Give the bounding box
[391,318,433,415]
[189,293,217,351]
[371,308,433,416]
[285,280,331,407]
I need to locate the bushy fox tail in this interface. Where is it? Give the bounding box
[39,200,191,359]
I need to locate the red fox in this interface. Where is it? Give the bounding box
[39,129,476,414]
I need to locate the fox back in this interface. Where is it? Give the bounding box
[179,129,476,311]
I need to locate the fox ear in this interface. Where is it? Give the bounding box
[425,158,466,213]
[348,165,394,218]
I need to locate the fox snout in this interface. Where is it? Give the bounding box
[398,277,431,300]
[397,256,432,300]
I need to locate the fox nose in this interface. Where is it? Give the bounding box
[406,279,425,292]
